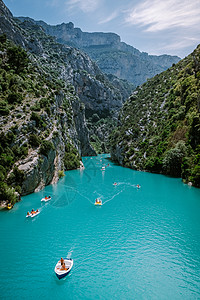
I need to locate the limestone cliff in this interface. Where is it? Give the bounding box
[21,19,180,86]
[14,17,132,118]
[0,0,101,201]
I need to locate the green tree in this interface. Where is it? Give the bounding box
[163,141,187,176]
[7,45,28,74]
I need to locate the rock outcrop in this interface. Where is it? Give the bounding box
[20,19,181,86]
[0,0,102,198]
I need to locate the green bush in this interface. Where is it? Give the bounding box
[163,141,187,176]
[190,163,200,187]
[7,92,23,104]
[39,140,55,156]
[58,170,65,178]
[64,143,81,170]
[7,166,25,186]
[0,182,18,204]
[7,45,28,74]
[0,106,9,116]
[64,152,80,170]
[40,97,49,108]
[29,134,41,147]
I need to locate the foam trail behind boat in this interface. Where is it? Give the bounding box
[103,188,125,205]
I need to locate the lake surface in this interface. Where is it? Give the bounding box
[0,154,200,300]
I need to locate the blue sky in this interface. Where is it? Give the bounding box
[3,0,200,58]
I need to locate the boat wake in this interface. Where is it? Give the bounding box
[103,187,125,205]
[115,182,140,188]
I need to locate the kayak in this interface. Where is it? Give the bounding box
[54,258,73,279]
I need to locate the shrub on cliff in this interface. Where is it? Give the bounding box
[162,141,188,176]
[7,92,23,104]
[39,140,55,156]
[29,134,41,147]
[7,45,28,74]
[7,166,25,186]
[0,182,17,204]
[64,143,81,170]
[0,101,9,116]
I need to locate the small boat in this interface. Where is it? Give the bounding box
[113,182,118,186]
[41,196,51,202]
[101,166,105,171]
[31,210,40,218]
[7,203,13,210]
[54,258,73,279]
[26,210,40,218]
[95,198,102,206]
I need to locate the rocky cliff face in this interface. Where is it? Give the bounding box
[0,1,103,199]
[23,19,180,86]
[0,48,95,196]
[0,0,25,46]
[15,17,132,118]
[15,92,95,195]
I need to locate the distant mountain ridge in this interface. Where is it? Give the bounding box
[18,18,181,86]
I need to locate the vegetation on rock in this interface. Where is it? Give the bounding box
[110,45,200,187]
[0,36,84,204]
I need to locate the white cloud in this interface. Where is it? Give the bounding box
[125,0,200,32]
[46,0,60,8]
[67,0,101,13]
[98,11,119,25]
[161,37,199,52]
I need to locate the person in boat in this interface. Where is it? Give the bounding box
[48,195,51,199]
[61,262,68,271]
[27,211,30,216]
[31,209,36,214]
[137,184,141,189]
[36,209,39,213]
[45,196,48,200]
[60,257,64,266]
[95,198,101,204]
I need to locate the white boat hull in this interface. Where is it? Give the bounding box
[54,258,73,279]
[41,197,51,202]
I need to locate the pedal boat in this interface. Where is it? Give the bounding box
[54,258,73,279]
[31,210,40,218]
[26,210,40,218]
[95,198,102,206]
[41,196,51,202]
[7,203,13,210]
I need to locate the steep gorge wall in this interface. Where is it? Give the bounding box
[26,19,180,86]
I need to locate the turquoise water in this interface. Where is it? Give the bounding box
[1,154,200,300]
